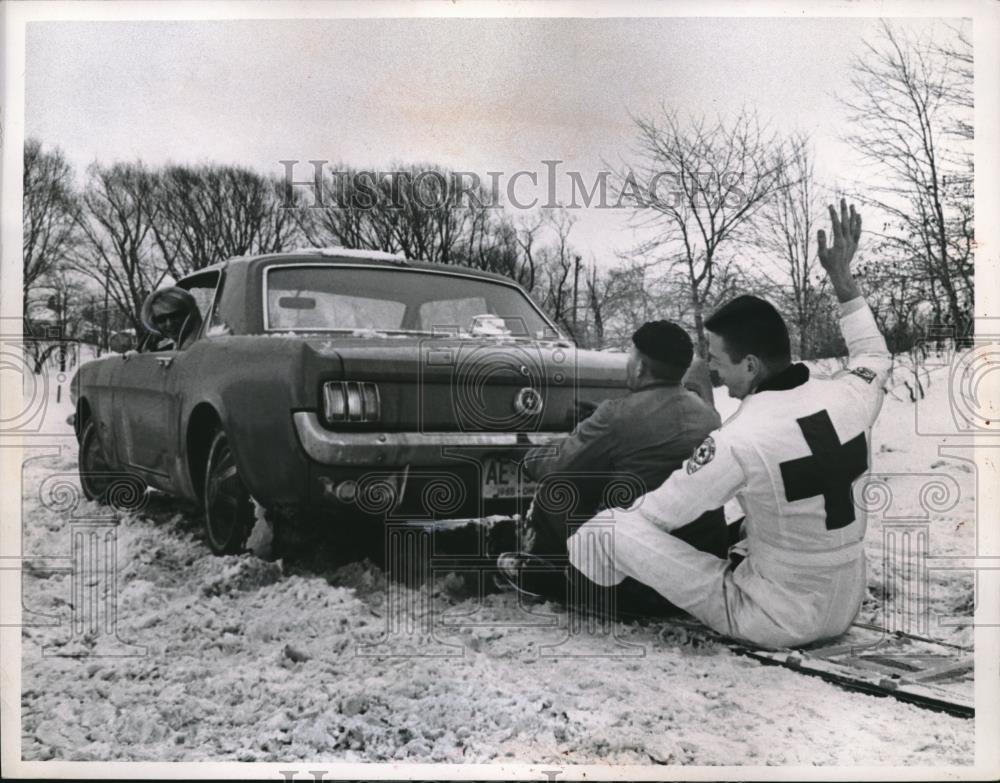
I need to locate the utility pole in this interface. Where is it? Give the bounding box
[102,267,110,356]
[58,290,67,373]
[571,253,581,336]
[53,288,66,404]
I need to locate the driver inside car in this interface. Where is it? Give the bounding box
[140,286,204,350]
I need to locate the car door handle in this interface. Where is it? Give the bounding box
[156,356,174,369]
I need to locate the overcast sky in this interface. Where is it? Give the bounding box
[25,16,956,263]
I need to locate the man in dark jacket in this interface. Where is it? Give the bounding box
[496,321,729,610]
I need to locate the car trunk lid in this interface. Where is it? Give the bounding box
[304,335,627,432]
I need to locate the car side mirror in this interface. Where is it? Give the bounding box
[109,332,135,353]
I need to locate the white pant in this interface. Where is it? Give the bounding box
[567,510,866,649]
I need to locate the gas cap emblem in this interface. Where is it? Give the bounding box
[514,387,543,416]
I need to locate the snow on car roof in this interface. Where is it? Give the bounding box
[199,247,405,273]
[312,247,407,261]
[194,246,521,288]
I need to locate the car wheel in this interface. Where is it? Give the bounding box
[78,418,114,503]
[203,429,254,555]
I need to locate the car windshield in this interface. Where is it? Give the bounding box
[266,265,560,338]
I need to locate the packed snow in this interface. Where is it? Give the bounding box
[17,351,975,765]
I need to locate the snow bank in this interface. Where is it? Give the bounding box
[17,358,976,764]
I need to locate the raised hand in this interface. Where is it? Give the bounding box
[817,198,862,274]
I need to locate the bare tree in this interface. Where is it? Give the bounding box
[295,168,397,254]
[393,166,471,264]
[584,260,623,349]
[585,257,694,350]
[293,164,552,296]
[22,139,80,318]
[840,20,973,337]
[458,210,525,286]
[535,208,579,338]
[604,261,659,345]
[70,162,167,333]
[151,164,299,278]
[510,213,545,293]
[621,107,790,354]
[938,24,974,332]
[936,23,973,144]
[295,164,475,265]
[752,135,829,358]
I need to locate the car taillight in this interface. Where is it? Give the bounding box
[323,381,380,423]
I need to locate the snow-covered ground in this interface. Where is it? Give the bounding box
[16,352,976,765]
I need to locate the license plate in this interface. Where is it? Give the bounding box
[482,457,536,499]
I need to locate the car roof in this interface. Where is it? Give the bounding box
[191,248,520,287]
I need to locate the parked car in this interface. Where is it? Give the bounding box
[73,248,629,555]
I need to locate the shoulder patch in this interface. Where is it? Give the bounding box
[686,436,716,474]
[849,367,877,384]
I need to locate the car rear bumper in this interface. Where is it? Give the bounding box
[292,411,568,466]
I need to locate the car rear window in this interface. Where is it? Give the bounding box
[265,265,556,337]
[268,288,406,331]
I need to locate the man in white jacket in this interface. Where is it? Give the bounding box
[550,200,890,648]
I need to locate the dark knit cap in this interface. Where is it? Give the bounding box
[631,320,694,369]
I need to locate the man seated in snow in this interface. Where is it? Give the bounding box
[493,320,730,612]
[521,320,725,555]
[501,200,890,648]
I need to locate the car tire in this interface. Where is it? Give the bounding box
[78,417,115,503]
[203,429,254,555]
